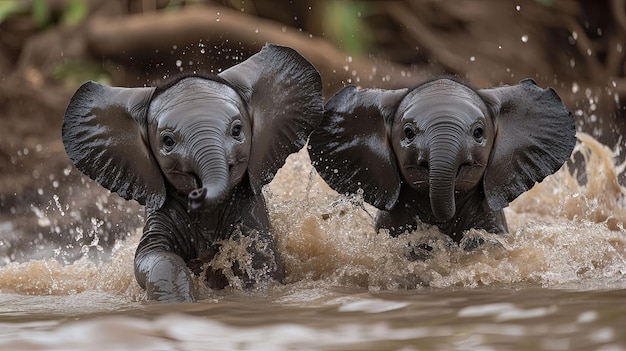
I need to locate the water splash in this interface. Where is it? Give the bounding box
[0,134,624,299]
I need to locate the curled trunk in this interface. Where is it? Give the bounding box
[187,134,230,211]
[428,125,463,222]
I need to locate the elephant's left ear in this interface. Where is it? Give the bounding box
[480,79,576,210]
[219,44,323,194]
[62,81,165,208]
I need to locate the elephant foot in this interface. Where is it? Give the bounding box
[459,230,510,252]
[202,262,255,290]
[404,241,433,261]
[205,267,230,290]
[460,236,486,251]
[404,234,453,261]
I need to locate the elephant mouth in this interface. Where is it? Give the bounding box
[409,163,482,192]
[228,157,248,175]
[188,173,207,209]
[455,163,485,190]
[191,172,203,190]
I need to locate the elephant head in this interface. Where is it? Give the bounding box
[309,78,576,223]
[63,44,323,212]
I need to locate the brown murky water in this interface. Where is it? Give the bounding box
[1,133,625,350]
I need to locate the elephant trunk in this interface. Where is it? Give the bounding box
[187,133,230,212]
[428,124,464,222]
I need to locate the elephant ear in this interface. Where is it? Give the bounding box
[308,86,409,211]
[219,44,323,194]
[62,81,166,208]
[480,78,576,210]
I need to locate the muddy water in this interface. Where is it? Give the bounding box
[0,133,625,350]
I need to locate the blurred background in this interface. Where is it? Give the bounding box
[0,0,624,264]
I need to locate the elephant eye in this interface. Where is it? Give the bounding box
[162,134,176,150]
[472,127,484,142]
[231,120,243,139]
[403,125,417,141]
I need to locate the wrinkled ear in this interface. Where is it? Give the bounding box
[480,79,576,210]
[62,81,166,208]
[219,44,323,194]
[309,86,409,210]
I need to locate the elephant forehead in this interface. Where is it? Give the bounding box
[149,78,244,124]
[399,82,487,122]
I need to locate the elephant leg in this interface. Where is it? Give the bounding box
[135,250,197,302]
[233,195,285,287]
[457,208,510,251]
[375,206,419,237]
[494,209,509,233]
[248,228,285,284]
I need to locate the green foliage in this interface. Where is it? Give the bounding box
[32,0,50,27]
[0,0,29,24]
[534,0,555,6]
[323,1,374,55]
[0,0,87,27]
[52,59,111,89]
[60,0,87,26]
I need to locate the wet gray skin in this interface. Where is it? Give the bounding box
[62,44,324,302]
[309,78,576,243]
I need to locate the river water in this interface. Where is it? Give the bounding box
[0,133,625,350]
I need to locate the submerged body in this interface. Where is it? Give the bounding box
[62,44,324,301]
[310,78,576,241]
[3,127,626,349]
[375,184,508,242]
[135,183,282,300]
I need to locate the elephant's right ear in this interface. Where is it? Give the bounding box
[480,79,576,211]
[308,86,409,210]
[62,81,166,208]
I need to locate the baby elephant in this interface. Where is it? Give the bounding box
[309,78,575,242]
[63,44,323,302]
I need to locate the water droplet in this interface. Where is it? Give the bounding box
[571,82,579,93]
[515,5,521,11]
[470,56,476,62]
[175,60,182,67]
[521,35,528,43]
[254,28,259,33]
